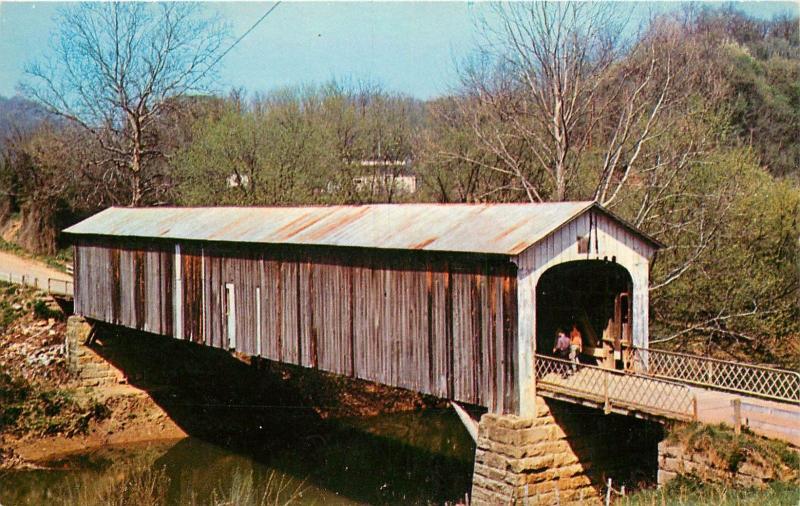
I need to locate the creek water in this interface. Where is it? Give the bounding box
[0,409,475,505]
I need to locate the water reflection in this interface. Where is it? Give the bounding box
[0,409,475,505]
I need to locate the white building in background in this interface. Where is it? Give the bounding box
[352,159,417,195]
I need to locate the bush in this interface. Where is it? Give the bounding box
[33,298,64,320]
[0,371,109,437]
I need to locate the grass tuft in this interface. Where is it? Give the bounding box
[53,466,307,506]
[32,298,64,321]
[668,422,800,475]
[621,475,800,505]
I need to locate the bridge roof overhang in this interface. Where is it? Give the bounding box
[63,202,662,256]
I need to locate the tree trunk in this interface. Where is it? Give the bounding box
[0,194,14,227]
[129,117,144,207]
[130,168,142,207]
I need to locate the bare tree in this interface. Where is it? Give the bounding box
[456,2,681,204]
[21,3,228,206]
[427,3,739,299]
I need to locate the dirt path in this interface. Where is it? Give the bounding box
[0,250,72,294]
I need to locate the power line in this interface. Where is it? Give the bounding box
[191,2,282,88]
[215,2,282,69]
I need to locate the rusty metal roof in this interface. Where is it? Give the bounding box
[64,202,656,256]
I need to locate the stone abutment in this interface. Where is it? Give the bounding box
[65,315,125,387]
[471,396,662,505]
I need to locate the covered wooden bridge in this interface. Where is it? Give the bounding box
[64,203,799,431]
[64,202,664,416]
[56,202,800,505]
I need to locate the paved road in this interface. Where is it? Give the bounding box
[691,386,800,446]
[0,250,73,295]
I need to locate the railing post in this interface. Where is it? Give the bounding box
[732,399,742,435]
[603,372,610,414]
[692,396,698,421]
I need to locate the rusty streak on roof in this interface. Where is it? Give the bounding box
[63,202,661,256]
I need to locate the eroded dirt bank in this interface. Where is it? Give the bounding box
[0,283,445,470]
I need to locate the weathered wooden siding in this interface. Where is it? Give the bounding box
[74,239,519,413]
[74,239,174,336]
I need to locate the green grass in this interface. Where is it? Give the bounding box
[0,371,109,438]
[622,475,800,506]
[667,422,800,474]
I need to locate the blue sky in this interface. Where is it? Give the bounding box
[0,2,796,100]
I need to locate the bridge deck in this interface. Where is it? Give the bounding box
[535,354,800,446]
[535,357,696,421]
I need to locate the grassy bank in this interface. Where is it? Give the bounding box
[622,476,800,506]
[622,422,800,505]
[667,422,799,478]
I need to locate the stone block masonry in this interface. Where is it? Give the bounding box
[65,315,125,387]
[658,438,796,489]
[471,396,662,505]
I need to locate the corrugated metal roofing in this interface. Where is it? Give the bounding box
[63,202,653,256]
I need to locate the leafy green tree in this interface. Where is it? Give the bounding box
[651,148,800,366]
[176,84,423,206]
[176,98,332,206]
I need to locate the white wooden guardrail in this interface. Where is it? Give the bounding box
[0,271,73,296]
[534,354,697,421]
[629,346,800,404]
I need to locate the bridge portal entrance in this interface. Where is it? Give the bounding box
[536,260,633,369]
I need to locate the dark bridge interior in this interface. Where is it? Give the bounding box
[536,260,632,360]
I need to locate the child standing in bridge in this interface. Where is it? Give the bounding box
[569,324,583,373]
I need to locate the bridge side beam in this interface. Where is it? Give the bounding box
[516,265,537,417]
[451,401,479,443]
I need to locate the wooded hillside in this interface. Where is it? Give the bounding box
[0,4,797,365]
